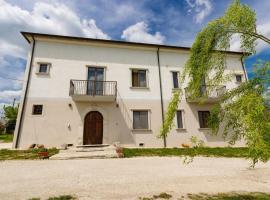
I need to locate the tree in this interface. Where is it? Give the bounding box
[161,0,270,167]
[0,120,5,133]
[3,105,18,134]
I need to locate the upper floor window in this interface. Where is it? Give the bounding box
[176,110,184,129]
[37,63,50,75]
[172,71,179,89]
[32,105,43,115]
[131,69,147,88]
[133,110,149,130]
[235,74,242,83]
[198,111,210,128]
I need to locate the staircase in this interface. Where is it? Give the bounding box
[50,144,118,160]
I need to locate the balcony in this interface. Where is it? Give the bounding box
[69,80,117,102]
[185,85,226,103]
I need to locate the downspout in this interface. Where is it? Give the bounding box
[157,47,166,148]
[15,37,36,148]
[240,54,249,81]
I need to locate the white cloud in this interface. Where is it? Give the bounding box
[0,0,110,59]
[0,90,21,103]
[0,0,110,105]
[230,23,270,53]
[121,22,165,44]
[185,0,213,23]
[256,22,270,52]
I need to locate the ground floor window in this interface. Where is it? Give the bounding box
[176,110,184,128]
[32,105,43,115]
[198,111,210,128]
[133,110,149,129]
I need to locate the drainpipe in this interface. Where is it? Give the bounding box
[157,47,166,148]
[15,37,36,148]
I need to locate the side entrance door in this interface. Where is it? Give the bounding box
[83,111,103,145]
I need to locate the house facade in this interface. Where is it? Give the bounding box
[13,32,247,149]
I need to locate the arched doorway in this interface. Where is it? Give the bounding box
[83,111,103,145]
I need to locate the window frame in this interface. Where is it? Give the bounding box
[130,68,149,89]
[132,109,151,130]
[36,62,51,75]
[171,71,180,89]
[176,109,185,129]
[198,111,210,129]
[32,104,43,116]
[235,74,243,83]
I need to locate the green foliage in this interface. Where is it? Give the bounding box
[186,192,270,200]
[190,136,205,148]
[209,63,270,167]
[161,0,270,166]
[123,147,249,158]
[47,195,75,200]
[0,148,59,160]
[3,105,18,133]
[0,133,14,142]
[159,90,181,138]
[185,0,256,99]
[0,121,5,133]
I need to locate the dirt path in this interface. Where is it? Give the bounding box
[0,157,270,200]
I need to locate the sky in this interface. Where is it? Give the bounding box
[0,0,270,112]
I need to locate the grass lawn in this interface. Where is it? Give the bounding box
[0,148,59,160]
[29,195,76,200]
[186,192,270,200]
[0,133,13,143]
[140,192,270,200]
[123,147,250,158]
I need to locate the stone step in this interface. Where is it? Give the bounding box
[76,144,110,148]
[50,145,118,160]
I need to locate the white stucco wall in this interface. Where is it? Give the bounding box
[14,38,247,149]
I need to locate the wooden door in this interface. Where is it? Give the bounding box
[83,111,103,145]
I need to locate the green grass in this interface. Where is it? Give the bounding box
[0,133,13,142]
[29,195,76,200]
[139,192,172,200]
[186,192,270,200]
[123,147,249,158]
[0,148,59,160]
[47,195,76,200]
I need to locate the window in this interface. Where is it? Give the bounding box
[236,75,242,83]
[133,110,149,129]
[198,111,210,128]
[176,110,183,128]
[172,72,179,88]
[131,69,147,87]
[37,63,50,74]
[32,105,43,115]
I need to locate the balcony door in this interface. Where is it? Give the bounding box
[87,67,104,95]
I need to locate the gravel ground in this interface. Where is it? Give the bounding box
[0,143,12,149]
[0,157,270,200]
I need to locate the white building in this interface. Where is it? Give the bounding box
[13,32,247,149]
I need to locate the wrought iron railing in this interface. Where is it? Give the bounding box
[69,80,117,96]
[185,85,226,100]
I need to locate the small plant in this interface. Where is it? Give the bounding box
[47,195,75,200]
[153,192,172,199]
[190,136,205,148]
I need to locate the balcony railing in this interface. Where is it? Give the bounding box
[70,80,117,101]
[185,85,226,103]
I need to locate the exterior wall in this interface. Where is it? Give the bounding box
[14,39,247,149]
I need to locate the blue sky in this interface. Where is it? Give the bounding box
[0,0,270,110]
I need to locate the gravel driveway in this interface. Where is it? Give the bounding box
[0,157,270,200]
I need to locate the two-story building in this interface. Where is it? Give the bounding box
[13,32,248,149]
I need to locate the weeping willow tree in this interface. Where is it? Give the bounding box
[160,0,270,166]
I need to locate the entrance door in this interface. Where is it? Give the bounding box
[87,67,104,95]
[83,111,103,145]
